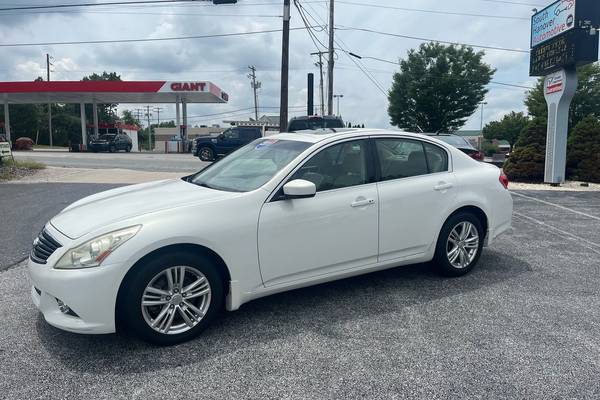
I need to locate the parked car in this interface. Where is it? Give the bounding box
[426,133,484,161]
[193,127,262,161]
[89,133,132,153]
[14,137,34,151]
[28,129,513,345]
[288,115,345,132]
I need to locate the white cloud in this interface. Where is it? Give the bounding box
[0,0,542,129]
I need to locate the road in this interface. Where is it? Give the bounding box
[14,150,210,173]
[1,187,599,399]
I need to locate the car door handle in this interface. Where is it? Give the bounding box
[351,199,376,207]
[434,182,453,191]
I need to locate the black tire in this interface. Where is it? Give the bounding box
[433,212,484,277]
[118,251,224,345]
[125,145,132,153]
[109,145,116,153]
[198,146,215,162]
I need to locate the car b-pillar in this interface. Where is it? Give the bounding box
[543,68,577,184]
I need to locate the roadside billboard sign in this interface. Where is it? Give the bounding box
[531,0,577,47]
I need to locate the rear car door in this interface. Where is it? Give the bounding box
[258,139,379,286]
[374,137,457,262]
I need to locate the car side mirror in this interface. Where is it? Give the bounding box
[283,179,316,199]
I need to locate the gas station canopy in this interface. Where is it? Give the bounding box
[0,80,229,147]
[0,80,229,104]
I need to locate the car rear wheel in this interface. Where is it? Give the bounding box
[434,212,484,276]
[198,146,214,161]
[125,145,131,153]
[119,251,224,345]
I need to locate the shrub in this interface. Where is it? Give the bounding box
[567,115,600,183]
[503,119,547,182]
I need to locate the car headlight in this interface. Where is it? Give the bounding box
[54,225,141,269]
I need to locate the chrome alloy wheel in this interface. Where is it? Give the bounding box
[141,266,212,335]
[446,221,479,269]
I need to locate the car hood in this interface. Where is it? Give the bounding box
[51,179,235,239]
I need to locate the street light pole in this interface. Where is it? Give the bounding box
[480,101,488,131]
[333,94,344,116]
[279,0,291,132]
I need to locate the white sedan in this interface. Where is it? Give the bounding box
[28,129,513,345]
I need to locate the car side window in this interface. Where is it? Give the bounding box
[241,129,258,141]
[375,138,429,181]
[224,129,240,140]
[291,140,369,192]
[423,142,448,173]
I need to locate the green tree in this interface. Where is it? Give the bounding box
[388,42,495,133]
[567,115,600,182]
[525,64,600,129]
[121,109,140,126]
[482,111,529,149]
[503,118,547,181]
[82,71,122,123]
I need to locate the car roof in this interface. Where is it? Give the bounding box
[270,128,443,144]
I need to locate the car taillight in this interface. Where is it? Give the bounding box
[470,151,484,161]
[499,172,509,189]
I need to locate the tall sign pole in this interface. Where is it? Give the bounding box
[279,0,291,132]
[543,68,577,183]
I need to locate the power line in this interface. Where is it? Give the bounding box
[336,1,530,21]
[0,0,199,12]
[476,0,545,6]
[336,26,529,54]
[0,26,323,47]
[0,9,282,17]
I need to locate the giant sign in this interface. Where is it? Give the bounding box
[530,28,599,76]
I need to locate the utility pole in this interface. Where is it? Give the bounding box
[144,105,152,151]
[46,54,53,147]
[248,66,261,121]
[327,0,335,115]
[311,51,326,116]
[279,0,291,132]
[153,107,163,125]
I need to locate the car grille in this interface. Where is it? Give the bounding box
[30,228,62,265]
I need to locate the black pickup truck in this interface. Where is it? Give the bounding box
[193,127,263,161]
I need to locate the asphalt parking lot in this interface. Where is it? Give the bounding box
[1,185,599,399]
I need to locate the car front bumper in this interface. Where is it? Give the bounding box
[28,258,125,334]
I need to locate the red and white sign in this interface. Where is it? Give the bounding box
[546,75,564,94]
[160,81,208,92]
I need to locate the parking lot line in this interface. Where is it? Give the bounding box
[513,212,600,255]
[511,191,600,222]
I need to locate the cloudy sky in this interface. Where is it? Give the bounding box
[0,0,552,130]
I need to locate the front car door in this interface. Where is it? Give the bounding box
[219,128,242,154]
[257,138,379,287]
[374,136,457,262]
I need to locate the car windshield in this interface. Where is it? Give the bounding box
[99,134,116,141]
[288,118,345,131]
[434,135,471,147]
[189,139,312,192]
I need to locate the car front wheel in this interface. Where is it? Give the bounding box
[434,212,484,276]
[198,146,214,161]
[119,251,224,345]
